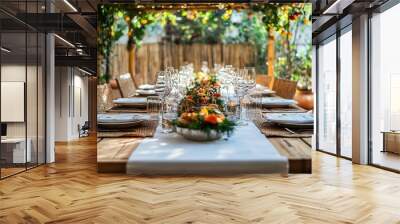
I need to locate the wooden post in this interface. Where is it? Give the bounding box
[267,28,276,89]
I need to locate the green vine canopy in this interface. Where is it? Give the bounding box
[98,3,312,84]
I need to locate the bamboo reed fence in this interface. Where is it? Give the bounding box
[110,43,256,85]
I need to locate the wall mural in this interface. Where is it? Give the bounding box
[97,3,311,90]
[97,3,313,175]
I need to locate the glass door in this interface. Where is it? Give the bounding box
[317,36,337,155]
[0,1,46,179]
[339,27,352,158]
[370,4,400,171]
[1,30,28,178]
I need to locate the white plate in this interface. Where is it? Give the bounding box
[98,120,144,129]
[265,113,314,124]
[262,89,276,95]
[113,97,147,107]
[139,84,155,90]
[261,97,296,107]
[136,89,157,96]
[277,122,313,128]
[251,89,276,96]
[97,113,150,123]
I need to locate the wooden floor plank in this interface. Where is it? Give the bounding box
[1,136,400,223]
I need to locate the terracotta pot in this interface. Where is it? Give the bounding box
[294,89,314,110]
[109,79,119,89]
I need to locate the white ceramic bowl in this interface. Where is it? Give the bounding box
[176,127,222,141]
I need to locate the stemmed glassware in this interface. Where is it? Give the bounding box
[155,70,175,133]
[245,67,257,91]
[201,61,209,73]
[152,65,260,131]
[233,69,250,125]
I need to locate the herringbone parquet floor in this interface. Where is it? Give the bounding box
[1,137,400,224]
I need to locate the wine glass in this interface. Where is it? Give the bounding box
[245,67,257,91]
[233,69,249,126]
[201,61,209,73]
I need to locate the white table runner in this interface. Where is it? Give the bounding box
[127,123,288,175]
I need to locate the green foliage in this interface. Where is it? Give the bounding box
[292,44,312,90]
[251,4,281,30]
[164,10,232,44]
[271,4,312,87]
[98,5,126,83]
[125,11,158,48]
[173,117,236,135]
[97,4,312,84]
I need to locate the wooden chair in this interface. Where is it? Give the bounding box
[256,75,273,88]
[272,78,298,99]
[116,73,136,98]
[109,79,122,99]
[97,84,114,112]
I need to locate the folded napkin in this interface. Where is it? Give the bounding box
[264,113,314,125]
[139,84,155,90]
[113,97,147,107]
[261,97,296,107]
[136,89,157,96]
[251,88,276,96]
[97,113,151,124]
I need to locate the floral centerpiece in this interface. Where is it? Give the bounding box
[173,72,236,141]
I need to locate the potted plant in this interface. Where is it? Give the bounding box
[292,47,313,110]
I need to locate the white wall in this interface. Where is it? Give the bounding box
[55,67,89,141]
[1,64,46,164]
[1,65,39,137]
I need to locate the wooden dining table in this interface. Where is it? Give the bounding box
[97,90,312,174]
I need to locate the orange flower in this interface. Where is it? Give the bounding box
[204,114,218,125]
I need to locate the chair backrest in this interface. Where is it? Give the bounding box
[117,73,136,98]
[272,78,298,99]
[82,121,90,130]
[256,75,273,88]
[109,79,122,99]
[97,84,113,112]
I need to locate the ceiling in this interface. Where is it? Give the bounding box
[311,0,391,43]
[0,0,394,72]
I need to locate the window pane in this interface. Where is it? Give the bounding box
[38,32,46,165]
[371,4,400,171]
[340,29,352,158]
[1,30,28,177]
[318,37,337,154]
[27,30,38,169]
